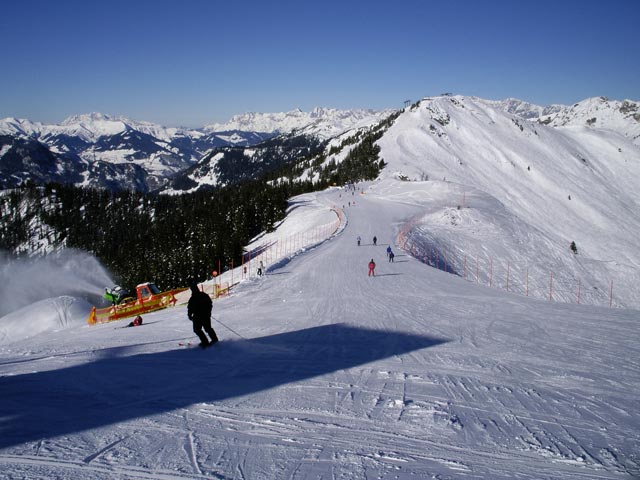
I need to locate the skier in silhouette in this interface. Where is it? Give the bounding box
[373,236,377,246]
[187,281,219,348]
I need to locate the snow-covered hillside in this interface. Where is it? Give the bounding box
[539,96,640,144]
[0,181,638,479]
[375,95,640,308]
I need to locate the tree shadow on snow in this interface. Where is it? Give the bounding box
[0,323,448,449]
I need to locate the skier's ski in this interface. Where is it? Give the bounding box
[178,341,218,348]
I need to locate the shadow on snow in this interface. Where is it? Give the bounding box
[0,323,448,449]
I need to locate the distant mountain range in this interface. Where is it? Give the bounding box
[0,97,638,192]
[0,108,390,192]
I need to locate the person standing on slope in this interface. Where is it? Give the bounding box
[187,281,219,348]
[386,245,392,258]
[368,258,376,277]
[357,235,361,246]
[388,250,395,262]
[373,236,377,246]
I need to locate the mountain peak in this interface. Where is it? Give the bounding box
[538,96,640,141]
[61,112,116,126]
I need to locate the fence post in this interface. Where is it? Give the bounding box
[476,255,479,284]
[490,258,493,287]
[464,255,467,278]
[577,279,581,304]
[610,280,613,308]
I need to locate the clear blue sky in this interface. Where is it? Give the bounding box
[1,0,638,127]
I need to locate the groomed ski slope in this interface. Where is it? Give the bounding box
[1,181,639,479]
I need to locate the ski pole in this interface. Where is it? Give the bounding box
[212,316,246,339]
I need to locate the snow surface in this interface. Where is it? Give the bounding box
[1,179,638,479]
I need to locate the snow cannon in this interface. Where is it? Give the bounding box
[87,282,188,325]
[103,285,135,305]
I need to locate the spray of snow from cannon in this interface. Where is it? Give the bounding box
[0,249,114,318]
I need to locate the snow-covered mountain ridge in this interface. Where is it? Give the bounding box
[538,96,640,143]
[371,94,640,307]
[0,108,393,145]
[0,108,391,191]
[203,107,395,139]
[492,96,639,143]
[1,112,189,143]
[3,96,637,146]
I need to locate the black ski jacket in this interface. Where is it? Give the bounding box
[188,291,213,321]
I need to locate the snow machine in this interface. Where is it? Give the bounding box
[87,282,187,325]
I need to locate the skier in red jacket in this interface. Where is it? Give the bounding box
[368,259,376,277]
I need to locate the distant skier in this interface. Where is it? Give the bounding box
[373,236,377,246]
[386,245,392,258]
[357,235,361,246]
[388,251,394,262]
[368,259,376,277]
[187,281,219,348]
[257,260,264,276]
